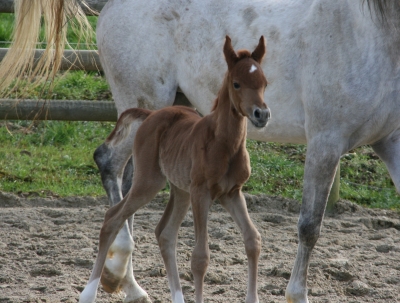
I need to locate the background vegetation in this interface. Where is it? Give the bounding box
[0,14,398,210]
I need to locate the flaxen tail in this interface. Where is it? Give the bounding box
[105,108,152,147]
[0,0,95,97]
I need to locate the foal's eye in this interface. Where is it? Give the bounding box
[233,82,240,90]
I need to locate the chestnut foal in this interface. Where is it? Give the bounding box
[80,36,270,303]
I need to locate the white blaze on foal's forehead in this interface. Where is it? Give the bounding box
[249,64,257,73]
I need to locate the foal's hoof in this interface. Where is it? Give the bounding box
[124,295,152,303]
[101,267,123,293]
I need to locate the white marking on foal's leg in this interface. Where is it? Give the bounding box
[249,64,257,73]
[79,278,100,303]
[122,272,151,303]
[105,221,135,278]
[173,290,185,303]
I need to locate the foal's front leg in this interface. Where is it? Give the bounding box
[190,187,212,303]
[220,190,261,303]
[155,184,191,303]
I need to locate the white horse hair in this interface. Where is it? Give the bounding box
[3,0,400,303]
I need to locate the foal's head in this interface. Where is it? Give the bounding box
[223,36,270,128]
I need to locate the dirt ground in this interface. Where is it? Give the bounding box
[0,191,399,303]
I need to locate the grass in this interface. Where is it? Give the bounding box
[0,14,398,210]
[0,13,98,49]
[7,70,111,100]
[1,112,399,210]
[245,141,399,210]
[0,120,112,197]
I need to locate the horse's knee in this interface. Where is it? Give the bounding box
[94,143,111,171]
[94,142,134,201]
[297,217,321,249]
[157,231,175,258]
[191,248,210,278]
[93,143,118,192]
[244,228,261,258]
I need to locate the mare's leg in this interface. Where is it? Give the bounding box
[155,184,191,303]
[219,190,261,303]
[190,186,212,303]
[371,130,400,193]
[94,119,141,205]
[79,164,166,303]
[285,137,342,303]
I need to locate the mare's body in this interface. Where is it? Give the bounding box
[95,3,400,302]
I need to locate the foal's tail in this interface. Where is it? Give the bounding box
[105,108,152,147]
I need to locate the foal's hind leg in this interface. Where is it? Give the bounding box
[79,166,166,303]
[94,121,150,301]
[155,184,191,303]
[220,190,261,303]
[371,130,400,193]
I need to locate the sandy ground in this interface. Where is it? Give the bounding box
[0,191,399,303]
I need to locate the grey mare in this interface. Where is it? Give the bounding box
[92,0,400,302]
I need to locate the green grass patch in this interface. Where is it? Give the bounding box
[245,141,399,210]
[8,71,112,100]
[340,151,398,209]
[0,120,113,197]
[0,13,97,48]
[244,141,305,201]
[1,117,398,210]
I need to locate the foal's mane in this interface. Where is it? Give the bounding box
[211,50,253,112]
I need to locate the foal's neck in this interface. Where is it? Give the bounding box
[211,76,247,149]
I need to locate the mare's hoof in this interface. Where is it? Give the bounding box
[124,295,152,303]
[101,267,123,293]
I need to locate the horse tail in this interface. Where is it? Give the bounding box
[0,0,95,97]
[106,108,152,147]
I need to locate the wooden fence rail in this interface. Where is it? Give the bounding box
[0,48,102,71]
[0,92,191,122]
[0,99,117,121]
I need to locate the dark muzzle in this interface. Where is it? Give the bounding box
[251,107,270,128]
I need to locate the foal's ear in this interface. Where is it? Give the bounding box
[223,35,239,70]
[251,36,266,64]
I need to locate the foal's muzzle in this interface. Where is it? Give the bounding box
[250,107,271,128]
